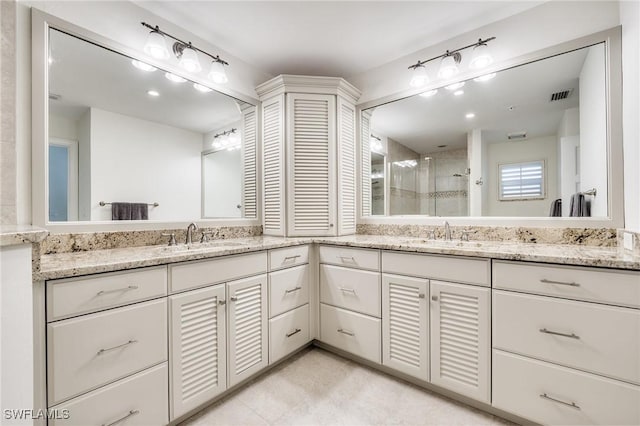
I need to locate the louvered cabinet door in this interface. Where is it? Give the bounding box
[242,106,258,219]
[169,285,226,421]
[382,274,429,381]
[286,93,337,236]
[337,97,356,235]
[228,274,268,387]
[262,95,286,236]
[430,280,490,403]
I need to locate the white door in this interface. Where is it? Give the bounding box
[382,274,429,381]
[430,280,490,403]
[286,93,337,236]
[169,285,226,420]
[228,274,268,387]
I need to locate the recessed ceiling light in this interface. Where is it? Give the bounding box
[466,113,476,119]
[474,73,496,82]
[419,89,438,98]
[165,72,187,83]
[445,82,465,91]
[132,60,157,72]
[454,90,464,96]
[147,90,160,97]
[193,83,213,93]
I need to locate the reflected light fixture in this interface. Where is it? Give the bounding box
[419,89,438,98]
[193,83,213,93]
[445,82,465,91]
[474,72,496,82]
[143,26,170,59]
[454,90,464,96]
[408,36,495,87]
[465,112,476,119]
[165,72,186,83]
[132,60,157,72]
[370,134,383,153]
[147,90,160,97]
[141,22,229,83]
[212,128,241,151]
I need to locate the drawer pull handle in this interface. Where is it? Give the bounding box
[285,286,302,294]
[337,328,355,337]
[286,328,302,338]
[339,287,357,295]
[418,293,425,299]
[96,285,138,296]
[218,300,226,305]
[284,255,302,262]
[102,409,140,426]
[230,296,238,302]
[540,393,581,410]
[337,255,356,263]
[539,328,580,340]
[97,339,138,356]
[540,279,580,287]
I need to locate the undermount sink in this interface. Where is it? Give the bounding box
[158,240,246,253]
[398,239,485,248]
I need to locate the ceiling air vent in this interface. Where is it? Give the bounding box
[550,89,573,102]
[507,131,527,141]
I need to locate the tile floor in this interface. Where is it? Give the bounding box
[180,347,514,426]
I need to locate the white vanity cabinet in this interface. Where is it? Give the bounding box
[491,260,640,425]
[257,76,361,237]
[381,252,492,403]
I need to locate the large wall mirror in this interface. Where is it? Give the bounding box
[360,28,622,226]
[34,11,259,227]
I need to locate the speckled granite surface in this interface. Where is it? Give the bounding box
[39,226,263,254]
[0,225,49,246]
[356,224,618,246]
[38,235,640,281]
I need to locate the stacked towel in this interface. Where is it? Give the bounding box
[549,199,562,217]
[569,193,591,217]
[111,202,149,220]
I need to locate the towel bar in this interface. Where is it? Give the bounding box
[99,201,159,207]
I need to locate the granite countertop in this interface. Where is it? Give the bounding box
[0,225,49,247]
[38,235,640,280]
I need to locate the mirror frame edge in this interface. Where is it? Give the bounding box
[355,25,624,229]
[31,8,263,232]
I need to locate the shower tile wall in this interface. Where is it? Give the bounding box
[388,137,420,215]
[424,148,469,217]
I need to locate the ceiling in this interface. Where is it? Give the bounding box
[369,44,596,154]
[49,28,250,135]
[134,1,544,77]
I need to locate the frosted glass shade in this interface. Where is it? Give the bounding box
[143,31,169,59]
[179,46,202,73]
[409,65,429,88]
[438,55,459,79]
[469,44,493,69]
[208,61,228,84]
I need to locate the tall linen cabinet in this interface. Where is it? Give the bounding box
[257,75,361,237]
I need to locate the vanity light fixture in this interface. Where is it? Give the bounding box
[408,36,495,87]
[419,89,438,98]
[212,128,241,151]
[473,72,496,82]
[147,90,160,97]
[445,82,465,91]
[165,72,187,83]
[141,22,229,83]
[193,83,213,93]
[131,60,157,72]
[370,134,383,153]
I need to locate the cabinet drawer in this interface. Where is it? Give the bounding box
[170,252,267,293]
[269,264,309,318]
[269,245,309,271]
[49,363,168,426]
[47,267,167,321]
[493,260,640,308]
[320,304,381,363]
[47,299,167,405]
[319,245,380,271]
[493,350,640,425]
[382,252,490,286]
[320,265,381,317]
[493,290,640,384]
[269,304,310,363]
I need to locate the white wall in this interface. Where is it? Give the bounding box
[48,113,77,140]
[467,129,482,216]
[485,136,558,217]
[0,244,33,425]
[579,45,608,217]
[88,108,203,221]
[620,0,640,232]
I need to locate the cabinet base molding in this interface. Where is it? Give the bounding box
[313,341,529,426]
[167,342,314,426]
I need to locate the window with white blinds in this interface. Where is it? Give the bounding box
[499,160,545,200]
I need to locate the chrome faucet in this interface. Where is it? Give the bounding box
[443,221,452,241]
[186,223,199,244]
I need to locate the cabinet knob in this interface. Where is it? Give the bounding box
[218,300,226,305]
[431,295,438,302]
[230,296,238,302]
[418,293,425,299]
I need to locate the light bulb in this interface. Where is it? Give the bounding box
[193,83,212,93]
[131,60,157,72]
[409,65,429,88]
[469,43,493,70]
[445,82,465,91]
[208,61,228,84]
[438,54,459,79]
[165,72,186,83]
[178,45,201,73]
[144,30,169,59]
[419,89,438,98]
